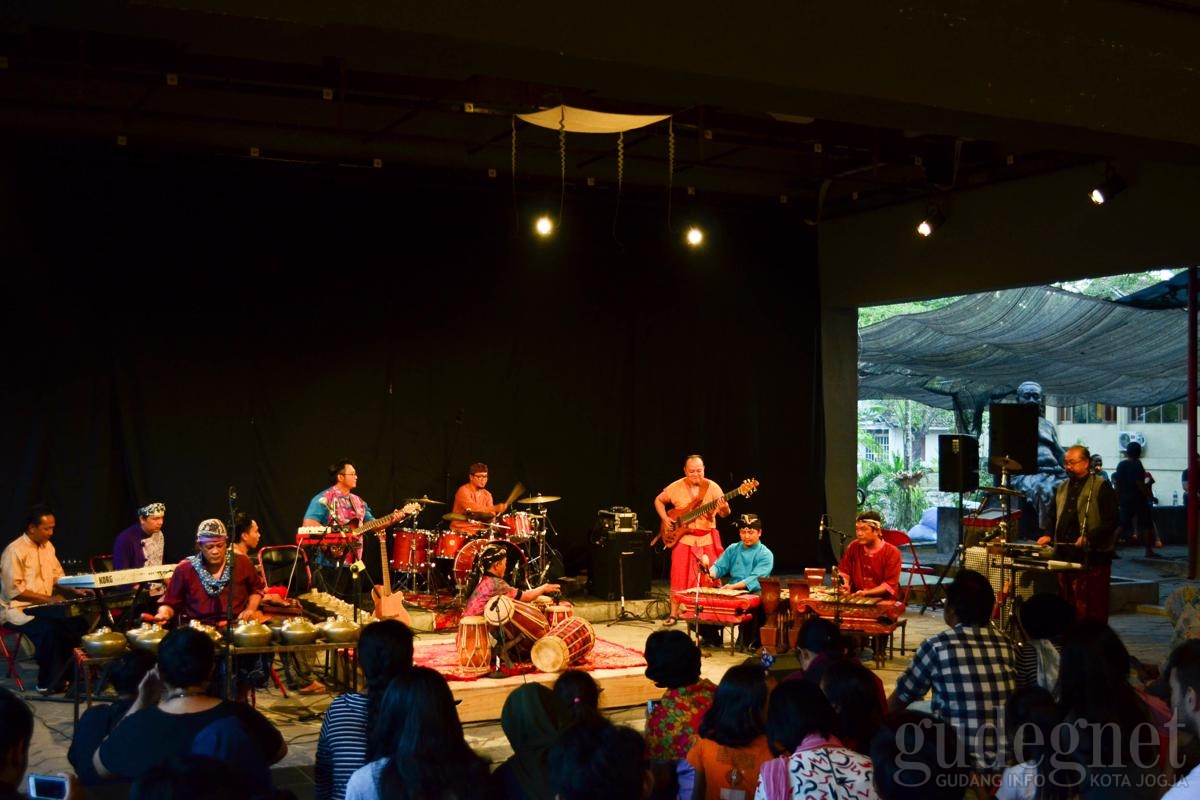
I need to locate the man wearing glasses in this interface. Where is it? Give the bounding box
[450,462,508,534]
[1038,444,1117,622]
[302,459,379,595]
[837,509,902,601]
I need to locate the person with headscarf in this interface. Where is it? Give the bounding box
[462,541,559,618]
[490,683,573,800]
[154,519,264,627]
[112,501,167,572]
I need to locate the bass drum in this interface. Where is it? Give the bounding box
[453,538,527,589]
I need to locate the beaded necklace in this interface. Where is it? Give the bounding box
[188,553,231,596]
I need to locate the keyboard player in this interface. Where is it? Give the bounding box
[0,505,90,694]
[1037,444,1118,623]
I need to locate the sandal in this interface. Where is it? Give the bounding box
[662,616,678,627]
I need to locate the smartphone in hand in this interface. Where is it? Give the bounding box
[28,774,69,800]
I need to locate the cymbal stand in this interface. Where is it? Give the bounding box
[526,503,561,587]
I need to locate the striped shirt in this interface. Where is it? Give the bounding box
[315,692,371,800]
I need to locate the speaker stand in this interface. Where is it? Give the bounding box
[921,490,965,613]
[608,551,640,625]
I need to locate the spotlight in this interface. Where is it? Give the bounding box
[534,215,554,237]
[1089,171,1127,205]
[685,226,704,247]
[916,207,945,238]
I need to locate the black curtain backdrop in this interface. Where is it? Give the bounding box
[0,143,826,581]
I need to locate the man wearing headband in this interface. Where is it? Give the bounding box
[155,519,265,629]
[450,462,508,534]
[112,502,166,572]
[462,542,560,617]
[707,514,773,651]
[654,455,729,626]
[837,510,902,601]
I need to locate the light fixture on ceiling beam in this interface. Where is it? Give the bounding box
[1089,168,1127,205]
[916,203,947,238]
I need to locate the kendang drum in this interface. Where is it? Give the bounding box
[456,616,491,673]
[545,603,574,628]
[483,594,549,649]
[530,617,596,673]
[453,538,527,588]
[391,529,430,570]
[434,530,466,560]
[497,512,535,542]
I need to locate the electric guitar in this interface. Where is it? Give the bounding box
[370,502,421,623]
[657,478,760,548]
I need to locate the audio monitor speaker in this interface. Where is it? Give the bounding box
[589,532,651,601]
[938,434,980,492]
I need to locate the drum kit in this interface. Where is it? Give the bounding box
[388,493,563,600]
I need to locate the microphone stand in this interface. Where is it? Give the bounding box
[225,488,239,701]
[690,552,708,654]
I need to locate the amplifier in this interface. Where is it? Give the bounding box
[963,546,1058,601]
[589,531,651,601]
[597,507,638,534]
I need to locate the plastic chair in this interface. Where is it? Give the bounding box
[881,529,936,604]
[0,625,27,690]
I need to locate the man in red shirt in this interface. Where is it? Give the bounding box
[654,455,729,625]
[837,510,902,600]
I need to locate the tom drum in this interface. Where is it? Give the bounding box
[391,529,431,570]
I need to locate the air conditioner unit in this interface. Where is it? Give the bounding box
[1117,431,1146,451]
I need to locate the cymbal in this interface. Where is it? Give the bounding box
[442,512,470,522]
[406,495,445,506]
[989,455,1023,472]
[981,485,1024,497]
[518,495,561,505]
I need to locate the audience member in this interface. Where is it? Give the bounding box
[1013,593,1074,698]
[316,619,414,800]
[491,683,573,800]
[1163,640,1200,799]
[888,569,1014,773]
[759,679,877,800]
[129,755,252,800]
[549,722,652,800]
[820,659,885,755]
[345,667,490,800]
[870,712,972,800]
[553,669,605,726]
[687,663,773,800]
[68,649,156,785]
[784,617,848,687]
[0,687,34,800]
[995,686,1060,800]
[94,627,286,791]
[643,630,717,761]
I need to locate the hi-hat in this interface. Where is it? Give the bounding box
[989,455,1023,473]
[518,495,561,505]
[406,495,445,505]
[981,485,1023,497]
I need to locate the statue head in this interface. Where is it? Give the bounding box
[1016,381,1044,407]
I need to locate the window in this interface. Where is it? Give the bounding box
[1129,403,1186,424]
[863,429,890,463]
[1057,404,1117,424]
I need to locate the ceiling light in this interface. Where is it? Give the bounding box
[1089,171,1127,205]
[534,215,554,237]
[916,207,946,238]
[685,226,704,247]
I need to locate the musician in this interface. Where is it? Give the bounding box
[154,519,265,627]
[1036,444,1118,623]
[837,510,902,601]
[112,502,167,572]
[655,455,729,626]
[0,505,90,694]
[707,514,773,650]
[232,513,261,557]
[450,462,507,533]
[302,459,379,594]
[462,542,559,617]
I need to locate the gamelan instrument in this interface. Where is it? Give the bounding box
[57,564,177,589]
[658,478,760,548]
[371,502,421,621]
[783,582,905,624]
[671,587,762,624]
[530,617,596,672]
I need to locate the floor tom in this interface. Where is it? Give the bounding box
[434,530,466,560]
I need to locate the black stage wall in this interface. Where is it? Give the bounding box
[0,144,825,579]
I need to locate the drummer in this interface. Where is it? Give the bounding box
[462,542,560,616]
[450,462,508,534]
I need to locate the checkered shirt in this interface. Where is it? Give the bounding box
[893,623,1015,772]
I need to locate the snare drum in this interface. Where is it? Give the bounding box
[453,538,527,587]
[391,529,431,570]
[456,616,491,673]
[483,594,549,647]
[530,617,596,673]
[434,531,466,560]
[545,603,574,628]
[497,512,534,542]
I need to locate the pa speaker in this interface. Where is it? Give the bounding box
[589,532,651,601]
[989,404,1039,476]
[938,434,979,492]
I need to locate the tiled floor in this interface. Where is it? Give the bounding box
[7,549,1192,800]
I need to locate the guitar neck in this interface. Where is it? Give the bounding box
[378,533,391,597]
[679,487,742,526]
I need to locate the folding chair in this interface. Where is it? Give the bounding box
[256,546,317,699]
[0,625,27,690]
[881,529,937,604]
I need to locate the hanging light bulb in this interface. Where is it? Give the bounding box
[534,215,554,237]
[685,226,704,247]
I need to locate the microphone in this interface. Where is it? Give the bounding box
[819,515,827,539]
[228,486,238,501]
[978,527,1005,544]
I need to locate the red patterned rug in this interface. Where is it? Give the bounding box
[415,637,647,681]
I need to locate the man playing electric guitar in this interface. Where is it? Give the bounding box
[654,455,730,626]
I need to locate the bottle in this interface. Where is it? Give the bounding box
[1174,491,1180,505]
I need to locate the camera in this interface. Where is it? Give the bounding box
[28,774,69,800]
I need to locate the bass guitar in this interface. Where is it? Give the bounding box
[370,502,421,623]
[657,478,760,548]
